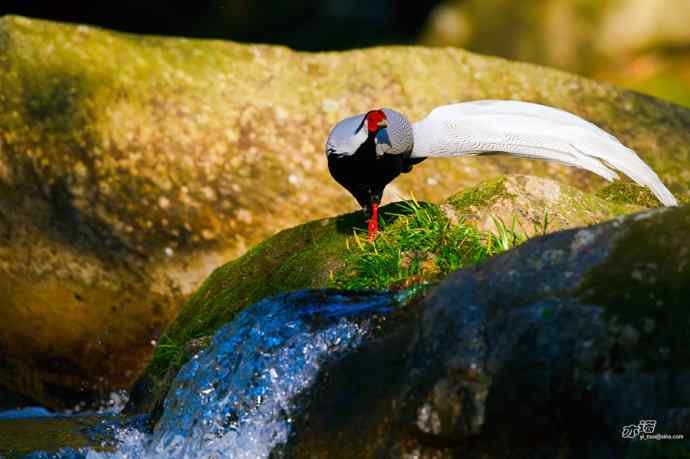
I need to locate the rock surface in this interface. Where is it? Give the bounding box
[446,175,642,235]
[284,204,690,458]
[1,15,688,408]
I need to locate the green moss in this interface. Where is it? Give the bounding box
[597,182,661,208]
[446,177,508,209]
[145,211,359,377]
[573,184,641,217]
[445,175,640,237]
[144,206,416,375]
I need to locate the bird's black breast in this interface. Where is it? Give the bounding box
[328,137,406,208]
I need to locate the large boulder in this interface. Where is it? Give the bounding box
[284,204,690,458]
[1,15,688,408]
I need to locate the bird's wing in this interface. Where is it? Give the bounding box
[410,100,677,206]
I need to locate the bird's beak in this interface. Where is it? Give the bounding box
[377,119,388,129]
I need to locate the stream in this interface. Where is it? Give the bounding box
[0,289,404,459]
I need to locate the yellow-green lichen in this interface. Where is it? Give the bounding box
[446,176,509,210]
[597,182,664,207]
[447,175,641,236]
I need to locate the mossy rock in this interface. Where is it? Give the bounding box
[1,15,689,408]
[597,181,690,208]
[127,174,641,414]
[283,203,690,458]
[447,174,641,235]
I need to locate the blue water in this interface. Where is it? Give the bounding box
[23,450,90,459]
[0,407,56,420]
[17,289,398,459]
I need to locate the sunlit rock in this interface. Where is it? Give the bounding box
[1,15,689,408]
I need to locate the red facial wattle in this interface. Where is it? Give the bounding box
[366,110,387,133]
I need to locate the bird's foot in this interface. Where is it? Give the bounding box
[367,203,379,242]
[367,218,378,241]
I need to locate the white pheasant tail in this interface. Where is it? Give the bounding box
[409,100,678,206]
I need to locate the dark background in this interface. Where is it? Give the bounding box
[0,0,442,50]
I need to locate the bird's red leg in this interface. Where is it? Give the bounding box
[367,203,379,242]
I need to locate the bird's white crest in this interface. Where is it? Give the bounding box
[409,100,678,206]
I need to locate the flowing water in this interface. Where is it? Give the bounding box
[1,289,402,459]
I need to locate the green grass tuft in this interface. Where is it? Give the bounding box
[333,199,527,291]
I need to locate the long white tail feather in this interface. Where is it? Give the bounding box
[410,100,678,206]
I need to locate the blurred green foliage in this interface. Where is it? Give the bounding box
[420,0,690,107]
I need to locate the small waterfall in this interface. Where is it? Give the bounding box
[83,289,398,459]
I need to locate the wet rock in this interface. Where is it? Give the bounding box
[284,205,690,458]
